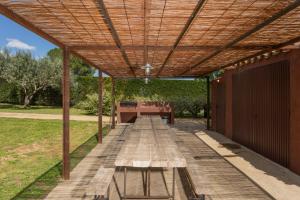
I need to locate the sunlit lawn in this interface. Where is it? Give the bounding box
[0,103,87,115]
[0,118,99,199]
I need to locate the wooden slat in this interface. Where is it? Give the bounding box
[85,167,115,196]
[172,122,273,199]
[1,1,299,77]
[115,116,186,168]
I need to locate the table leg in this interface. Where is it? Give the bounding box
[142,170,146,196]
[172,168,175,200]
[161,170,170,197]
[124,167,127,200]
[147,168,151,197]
[113,175,122,199]
[107,184,110,200]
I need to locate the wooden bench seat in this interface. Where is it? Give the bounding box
[85,167,115,199]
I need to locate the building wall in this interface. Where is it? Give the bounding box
[211,49,300,175]
[232,60,290,167]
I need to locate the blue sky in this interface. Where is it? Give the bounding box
[0,14,57,58]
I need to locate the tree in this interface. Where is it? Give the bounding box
[47,48,94,77]
[0,51,61,107]
[0,48,10,77]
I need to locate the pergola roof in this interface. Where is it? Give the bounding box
[1,0,300,78]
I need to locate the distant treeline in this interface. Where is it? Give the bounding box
[0,48,207,117]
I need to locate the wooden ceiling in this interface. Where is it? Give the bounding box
[1,0,300,78]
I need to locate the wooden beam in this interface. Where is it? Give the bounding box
[144,0,151,65]
[97,0,136,77]
[0,3,62,47]
[156,0,206,76]
[217,35,300,71]
[69,45,271,51]
[180,0,300,75]
[112,76,199,79]
[71,51,113,77]
[62,47,70,180]
[111,78,116,129]
[195,35,300,77]
[98,70,103,144]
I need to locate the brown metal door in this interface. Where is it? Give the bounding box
[233,60,290,167]
[216,81,225,134]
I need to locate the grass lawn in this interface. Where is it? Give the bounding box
[0,103,87,115]
[0,117,102,200]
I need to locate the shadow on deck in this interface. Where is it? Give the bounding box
[45,120,274,200]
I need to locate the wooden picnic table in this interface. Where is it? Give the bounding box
[114,115,187,200]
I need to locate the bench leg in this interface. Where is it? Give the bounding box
[93,195,104,200]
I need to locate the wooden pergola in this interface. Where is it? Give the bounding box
[1,0,300,180]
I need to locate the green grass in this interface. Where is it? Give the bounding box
[0,118,105,200]
[0,103,87,115]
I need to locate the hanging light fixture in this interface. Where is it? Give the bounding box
[142,63,153,76]
[141,63,153,84]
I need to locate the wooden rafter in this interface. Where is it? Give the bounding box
[0,3,62,48]
[180,0,300,76]
[97,0,136,77]
[217,35,300,72]
[1,1,300,78]
[70,45,273,51]
[144,0,150,65]
[156,0,206,76]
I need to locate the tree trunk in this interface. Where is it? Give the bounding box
[24,95,33,107]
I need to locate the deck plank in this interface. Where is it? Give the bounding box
[45,125,128,199]
[172,121,273,200]
[45,120,273,200]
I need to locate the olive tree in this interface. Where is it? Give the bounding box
[0,51,61,107]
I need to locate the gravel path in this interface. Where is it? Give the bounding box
[0,112,111,122]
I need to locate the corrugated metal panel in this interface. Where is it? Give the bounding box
[233,60,290,167]
[216,80,226,134]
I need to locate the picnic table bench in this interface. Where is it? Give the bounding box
[85,125,131,199]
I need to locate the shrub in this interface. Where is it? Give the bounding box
[76,93,98,115]
[76,91,111,115]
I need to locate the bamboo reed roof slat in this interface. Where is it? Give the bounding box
[1,0,299,77]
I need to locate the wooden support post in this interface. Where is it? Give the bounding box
[206,76,211,130]
[62,47,70,180]
[98,70,103,143]
[111,78,116,129]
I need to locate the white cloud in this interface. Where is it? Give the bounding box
[6,38,35,50]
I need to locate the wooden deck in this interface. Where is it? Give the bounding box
[172,120,274,200]
[45,120,273,200]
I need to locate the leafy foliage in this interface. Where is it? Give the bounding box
[0,50,61,106]
[76,78,207,117]
[1,48,207,117]
[76,90,111,115]
[115,78,207,117]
